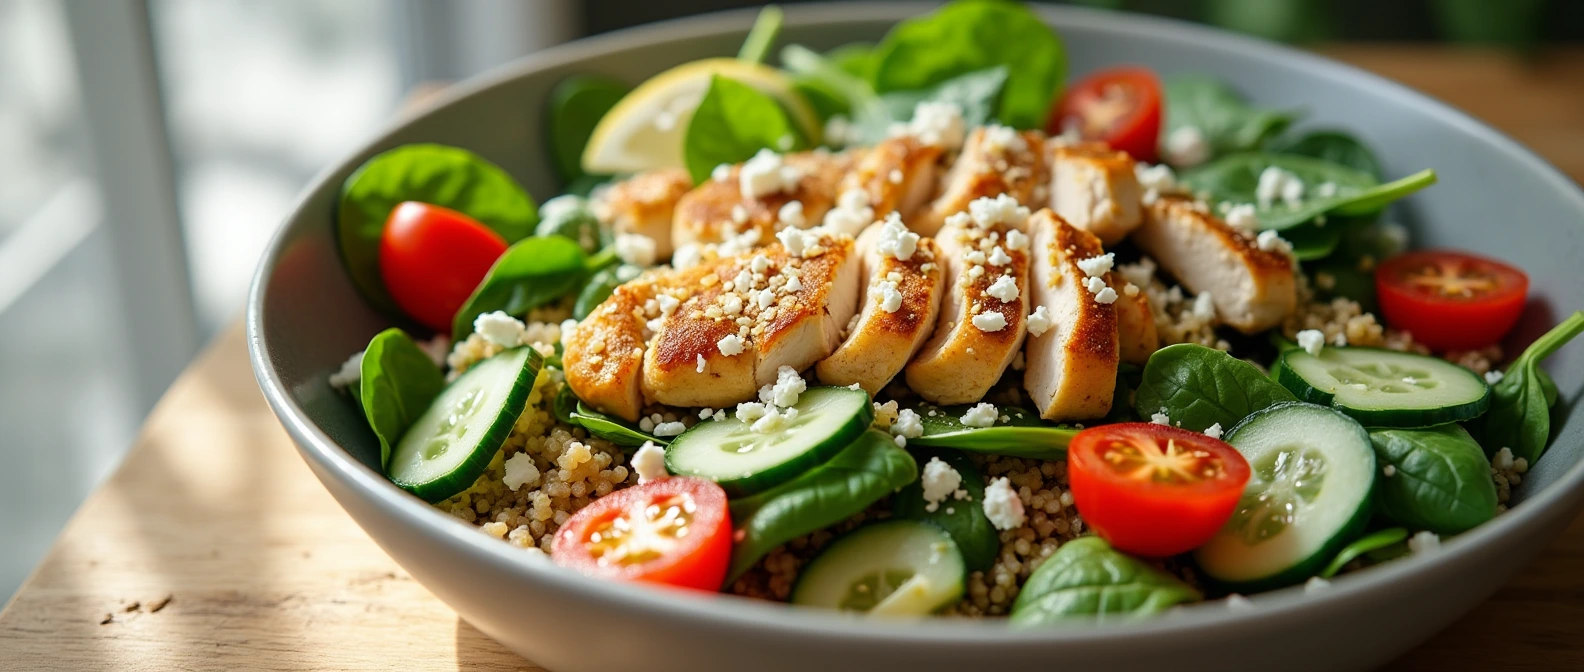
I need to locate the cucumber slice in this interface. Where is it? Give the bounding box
[388,347,540,502]
[791,520,965,615]
[665,386,871,497]
[1276,346,1490,427]
[1195,402,1375,589]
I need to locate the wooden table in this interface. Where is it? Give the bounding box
[3,46,1584,671]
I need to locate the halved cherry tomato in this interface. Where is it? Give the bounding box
[1376,250,1528,352]
[380,201,507,333]
[1067,423,1250,557]
[1046,66,1163,163]
[552,477,732,591]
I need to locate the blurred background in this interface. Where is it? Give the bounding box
[0,0,1578,601]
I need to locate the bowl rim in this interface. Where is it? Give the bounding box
[249,0,1584,647]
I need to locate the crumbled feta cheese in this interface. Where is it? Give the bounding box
[1316,182,1339,198]
[905,101,966,151]
[1485,369,1505,385]
[1150,411,1171,425]
[740,149,802,200]
[1077,253,1116,278]
[613,233,658,267]
[1135,163,1177,194]
[730,204,749,225]
[1225,203,1259,230]
[877,280,903,313]
[893,408,923,440]
[776,227,815,257]
[475,311,528,348]
[920,457,964,513]
[653,422,686,437]
[961,403,998,428]
[981,124,1028,155]
[696,353,706,373]
[1304,576,1331,593]
[329,351,364,390]
[1204,423,1224,439]
[1492,447,1517,471]
[966,250,987,266]
[1163,125,1210,167]
[822,188,875,236]
[711,163,732,182]
[1084,276,1107,294]
[1093,287,1118,304]
[986,275,1020,303]
[750,406,798,433]
[967,194,1030,230]
[971,311,1007,332]
[760,365,807,408]
[1004,228,1029,251]
[1256,229,1293,255]
[632,441,669,484]
[1026,306,1053,337]
[778,200,806,228]
[987,246,1012,266]
[672,243,703,270]
[983,477,1027,531]
[1256,166,1304,209]
[824,115,854,147]
[888,169,903,184]
[1296,329,1325,356]
[717,334,745,356]
[502,452,541,491]
[1408,531,1441,555]
[874,213,920,261]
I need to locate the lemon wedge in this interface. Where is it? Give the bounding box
[580,58,820,175]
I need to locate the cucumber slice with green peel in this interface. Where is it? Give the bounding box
[665,386,871,497]
[1276,346,1490,427]
[388,347,541,502]
[791,520,965,615]
[1195,402,1375,590]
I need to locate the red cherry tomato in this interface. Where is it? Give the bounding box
[1376,250,1528,352]
[1046,66,1163,163]
[552,477,732,592]
[379,201,507,332]
[1067,423,1250,557]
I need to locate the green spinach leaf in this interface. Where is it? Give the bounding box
[359,328,446,469]
[534,195,608,254]
[571,400,666,448]
[1010,537,1201,626]
[1318,527,1408,579]
[727,430,918,583]
[1135,343,1297,432]
[891,448,999,573]
[546,75,628,182]
[1370,425,1497,534]
[683,75,807,184]
[1271,129,1383,179]
[1282,221,1343,261]
[1181,152,1437,231]
[908,404,1076,458]
[573,263,642,320]
[336,144,538,313]
[552,384,579,426]
[871,0,1064,130]
[451,235,589,340]
[1163,75,1294,157]
[782,44,1007,146]
[1469,311,1584,463]
[828,43,877,81]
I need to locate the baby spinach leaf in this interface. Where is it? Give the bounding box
[735,5,783,64]
[1369,425,1497,534]
[546,75,628,182]
[359,328,446,469]
[1469,311,1584,463]
[451,235,589,340]
[871,0,1064,130]
[1181,152,1437,231]
[336,144,538,313]
[782,44,1006,146]
[908,404,1076,459]
[1164,75,1294,156]
[534,195,608,254]
[727,430,918,583]
[1010,537,1201,626]
[572,400,665,448]
[1271,129,1383,179]
[552,384,579,427]
[683,75,807,184]
[892,448,999,573]
[1135,344,1297,432]
[1318,527,1408,579]
[1282,221,1343,261]
[573,263,643,320]
[829,43,877,81]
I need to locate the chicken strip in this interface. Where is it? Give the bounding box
[671,149,850,254]
[1110,271,1160,366]
[1022,210,1119,421]
[820,136,944,237]
[1046,141,1143,246]
[562,273,663,422]
[592,168,690,260]
[913,125,1047,236]
[816,214,945,394]
[1131,195,1297,333]
[905,195,1032,405]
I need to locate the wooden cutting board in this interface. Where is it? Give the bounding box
[2,46,1583,671]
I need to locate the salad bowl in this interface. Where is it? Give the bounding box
[249,3,1584,670]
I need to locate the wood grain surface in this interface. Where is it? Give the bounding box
[3,46,1583,671]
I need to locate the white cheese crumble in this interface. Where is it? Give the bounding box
[1485,369,1505,385]
[740,149,802,200]
[776,226,817,257]
[1256,229,1293,255]
[824,115,855,147]
[981,124,1028,155]
[613,233,658,267]
[1026,306,1053,337]
[653,421,686,437]
[475,311,528,348]
[920,457,964,513]
[1256,166,1304,209]
[822,188,875,236]
[960,403,998,428]
[759,365,807,408]
[750,406,799,433]
[1093,287,1118,304]
[329,351,364,390]
[695,353,706,373]
[1225,203,1259,229]
[1296,329,1325,356]
[1150,411,1171,425]
[983,477,1027,531]
[1163,125,1210,167]
[1077,253,1115,278]
[877,280,903,313]
[874,212,920,261]
[672,243,703,270]
[632,441,669,484]
[987,246,1012,266]
[888,169,903,184]
[967,194,1031,230]
[1203,423,1224,439]
[711,163,732,182]
[986,275,1020,303]
[1135,163,1178,204]
[971,311,1007,332]
[778,200,806,228]
[905,101,966,151]
[717,334,745,356]
[502,452,541,491]
[1316,182,1339,198]
[1408,531,1441,555]
[1084,276,1107,294]
[1004,228,1029,251]
[892,408,924,440]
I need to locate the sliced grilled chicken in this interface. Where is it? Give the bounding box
[642,229,861,407]
[562,273,664,422]
[1109,272,1160,366]
[592,168,691,260]
[822,136,944,234]
[816,216,945,394]
[1132,195,1297,333]
[671,150,850,253]
[905,197,1031,404]
[1022,210,1119,421]
[913,126,1047,236]
[1046,141,1143,246]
